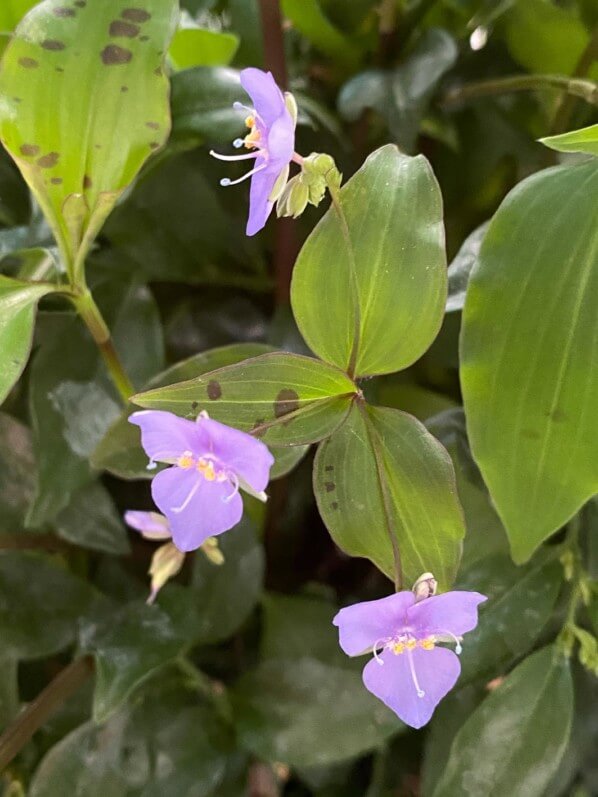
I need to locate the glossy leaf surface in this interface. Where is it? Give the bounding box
[541,124,598,157]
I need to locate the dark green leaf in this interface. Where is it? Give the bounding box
[0,551,97,659]
[0,655,19,728]
[291,145,447,377]
[446,222,489,313]
[280,0,359,69]
[0,412,36,532]
[314,403,465,590]
[54,480,130,555]
[0,275,61,404]
[233,657,400,768]
[133,352,357,446]
[461,159,598,562]
[433,647,573,797]
[80,601,186,722]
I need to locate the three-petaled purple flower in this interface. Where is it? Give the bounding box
[210,67,297,236]
[129,410,274,552]
[333,589,487,728]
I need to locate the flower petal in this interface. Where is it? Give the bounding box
[199,415,274,493]
[151,466,243,552]
[266,114,295,170]
[247,163,279,236]
[362,646,461,729]
[129,410,208,464]
[124,510,171,540]
[333,592,416,657]
[406,591,487,638]
[240,67,286,126]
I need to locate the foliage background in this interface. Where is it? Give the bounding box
[0,0,597,795]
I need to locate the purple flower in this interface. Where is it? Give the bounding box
[333,589,487,729]
[129,410,274,552]
[210,67,296,236]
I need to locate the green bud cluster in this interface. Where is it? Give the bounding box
[276,152,342,220]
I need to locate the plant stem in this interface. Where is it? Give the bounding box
[72,290,134,403]
[0,657,94,772]
[551,27,598,134]
[443,74,598,109]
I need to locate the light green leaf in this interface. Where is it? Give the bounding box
[0,412,36,533]
[461,159,598,561]
[0,275,61,404]
[132,352,357,446]
[541,124,598,158]
[54,480,130,555]
[280,0,358,70]
[291,145,447,378]
[433,647,573,797]
[233,657,400,768]
[0,0,37,31]
[80,601,185,723]
[159,517,264,646]
[0,551,97,659]
[314,403,465,590]
[170,28,239,69]
[0,0,178,278]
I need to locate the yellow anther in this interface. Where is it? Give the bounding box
[244,128,262,149]
[197,458,217,481]
[419,637,435,651]
[406,639,417,651]
[245,115,255,128]
[392,642,405,655]
[178,454,195,469]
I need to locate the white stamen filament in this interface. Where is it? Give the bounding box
[209,149,260,162]
[430,629,463,654]
[372,637,390,666]
[172,476,202,514]
[220,162,267,187]
[223,473,240,503]
[407,649,425,698]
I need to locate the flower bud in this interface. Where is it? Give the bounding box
[147,542,185,604]
[201,536,225,566]
[284,91,298,125]
[303,152,342,190]
[412,572,438,602]
[276,174,309,219]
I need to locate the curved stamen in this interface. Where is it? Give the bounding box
[209,149,260,162]
[223,472,240,503]
[233,138,244,149]
[233,102,264,125]
[429,629,463,654]
[146,449,181,470]
[220,162,267,187]
[172,476,202,514]
[407,649,425,698]
[372,637,390,666]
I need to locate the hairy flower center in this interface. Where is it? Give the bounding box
[390,635,435,655]
[176,451,228,483]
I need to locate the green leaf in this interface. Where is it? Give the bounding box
[291,145,447,378]
[0,275,60,405]
[541,124,598,158]
[80,601,186,723]
[0,551,97,659]
[433,647,574,797]
[0,655,19,728]
[170,28,239,69]
[133,352,357,446]
[314,403,465,590]
[461,159,598,561]
[54,480,130,555]
[233,657,400,768]
[446,222,489,313]
[0,412,36,533]
[456,552,562,684]
[0,0,178,277]
[338,30,457,152]
[280,0,359,70]
[0,0,37,30]
[159,517,264,646]
[170,66,245,147]
[28,281,163,526]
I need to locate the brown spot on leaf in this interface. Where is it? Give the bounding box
[122,8,151,22]
[20,144,39,157]
[94,144,102,149]
[50,177,63,185]
[75,1,87,7]
[274,389,300,419]
[83,175,92,189]
[153,67,162,76]
[207,380,222,400]
[109,20,140,37]
[37,152,60,169]
[191,401,199,411]
[522,429,540,440]
[324,464,334,472]
[149,142,160,150]
[18,57,38,68]
[101,45,133,65]
[140,35,149,41]
[324,482,336,493]
[53,7,75,16]
[331,501,339,511]
[55,66,65,72]
[548,408,567,423]
[13,97,22,103]
[121,85,129,92]
[145,121,159,130]
[42,39,66,50]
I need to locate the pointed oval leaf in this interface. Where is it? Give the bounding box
[541,124,598,157]
[0,0,178,274]
[0,275,60,404]
[314,403,464,590]
[461,160,598,562]
[291,145,447,377]
[433,647,573,797]
[132,352,357,446]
